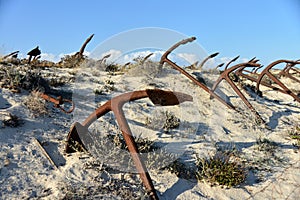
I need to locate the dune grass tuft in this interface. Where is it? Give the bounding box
[196,149,246,188]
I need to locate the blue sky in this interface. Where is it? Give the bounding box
[0,0,299,65]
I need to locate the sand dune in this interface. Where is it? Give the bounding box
[0,61,299,199]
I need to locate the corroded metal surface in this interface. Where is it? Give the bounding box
[211,61,265,123]
[40,93,75,113]
[256,60,300,103]
[278,60,300,83]
[65,89,193,200]
[159,37,236,110]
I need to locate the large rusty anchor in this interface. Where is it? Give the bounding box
[235,59,300,101]
[278,59,300,83]
[65,89,193,200]
[256,59,300,103]
[159,37,235,110]
[159,37,265,123]
[211,58,265,123]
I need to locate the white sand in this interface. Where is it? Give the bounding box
[0,63,299,199]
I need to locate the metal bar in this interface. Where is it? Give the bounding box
[40,93,75,113]
[224,55,240,70]
[235,65,288,94]
[278,62,300,83]
[256,60,300,103]
[211,62,265,123]
[159,37,236,110]
[65,89,193,200]
[199,52,219,69]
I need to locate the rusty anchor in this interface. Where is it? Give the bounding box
[278,60,300,83]
[236,59,300,102]
[211,59,265,123]
[234,63,280,94]
[159,37,235,110]
[198,52,219,69]
[158,37,267,122]
[65,89,193,199]
[224,55,240,70]
[40,93,75,113]
[256,59,300,103]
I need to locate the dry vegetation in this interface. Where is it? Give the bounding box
[0,45,300,199]
[196,149,246,188]
[0,111,23,128]
[23,90,48,117]
[288,125,300,148]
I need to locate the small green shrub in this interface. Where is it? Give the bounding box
[0,67,23,92]
[107,133,156,153]
[163,159,196,180]
[48,76,74,87]
[255,137,278,154]
[0,65,50,92]
[288,125,300,148]
[146,111,180,132]
[94,88,104,95]
[196,150,246,188]
[58,54,85,68]
[163,111,180,131]
[105,64,120,72]
[94,79,116,95]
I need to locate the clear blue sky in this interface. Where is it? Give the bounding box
[0,0,299,64]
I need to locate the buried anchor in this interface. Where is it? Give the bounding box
[65,89,193,199]
[159,37,236,110]
[40,93,75,113]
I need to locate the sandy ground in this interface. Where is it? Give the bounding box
[0,61,299,199]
